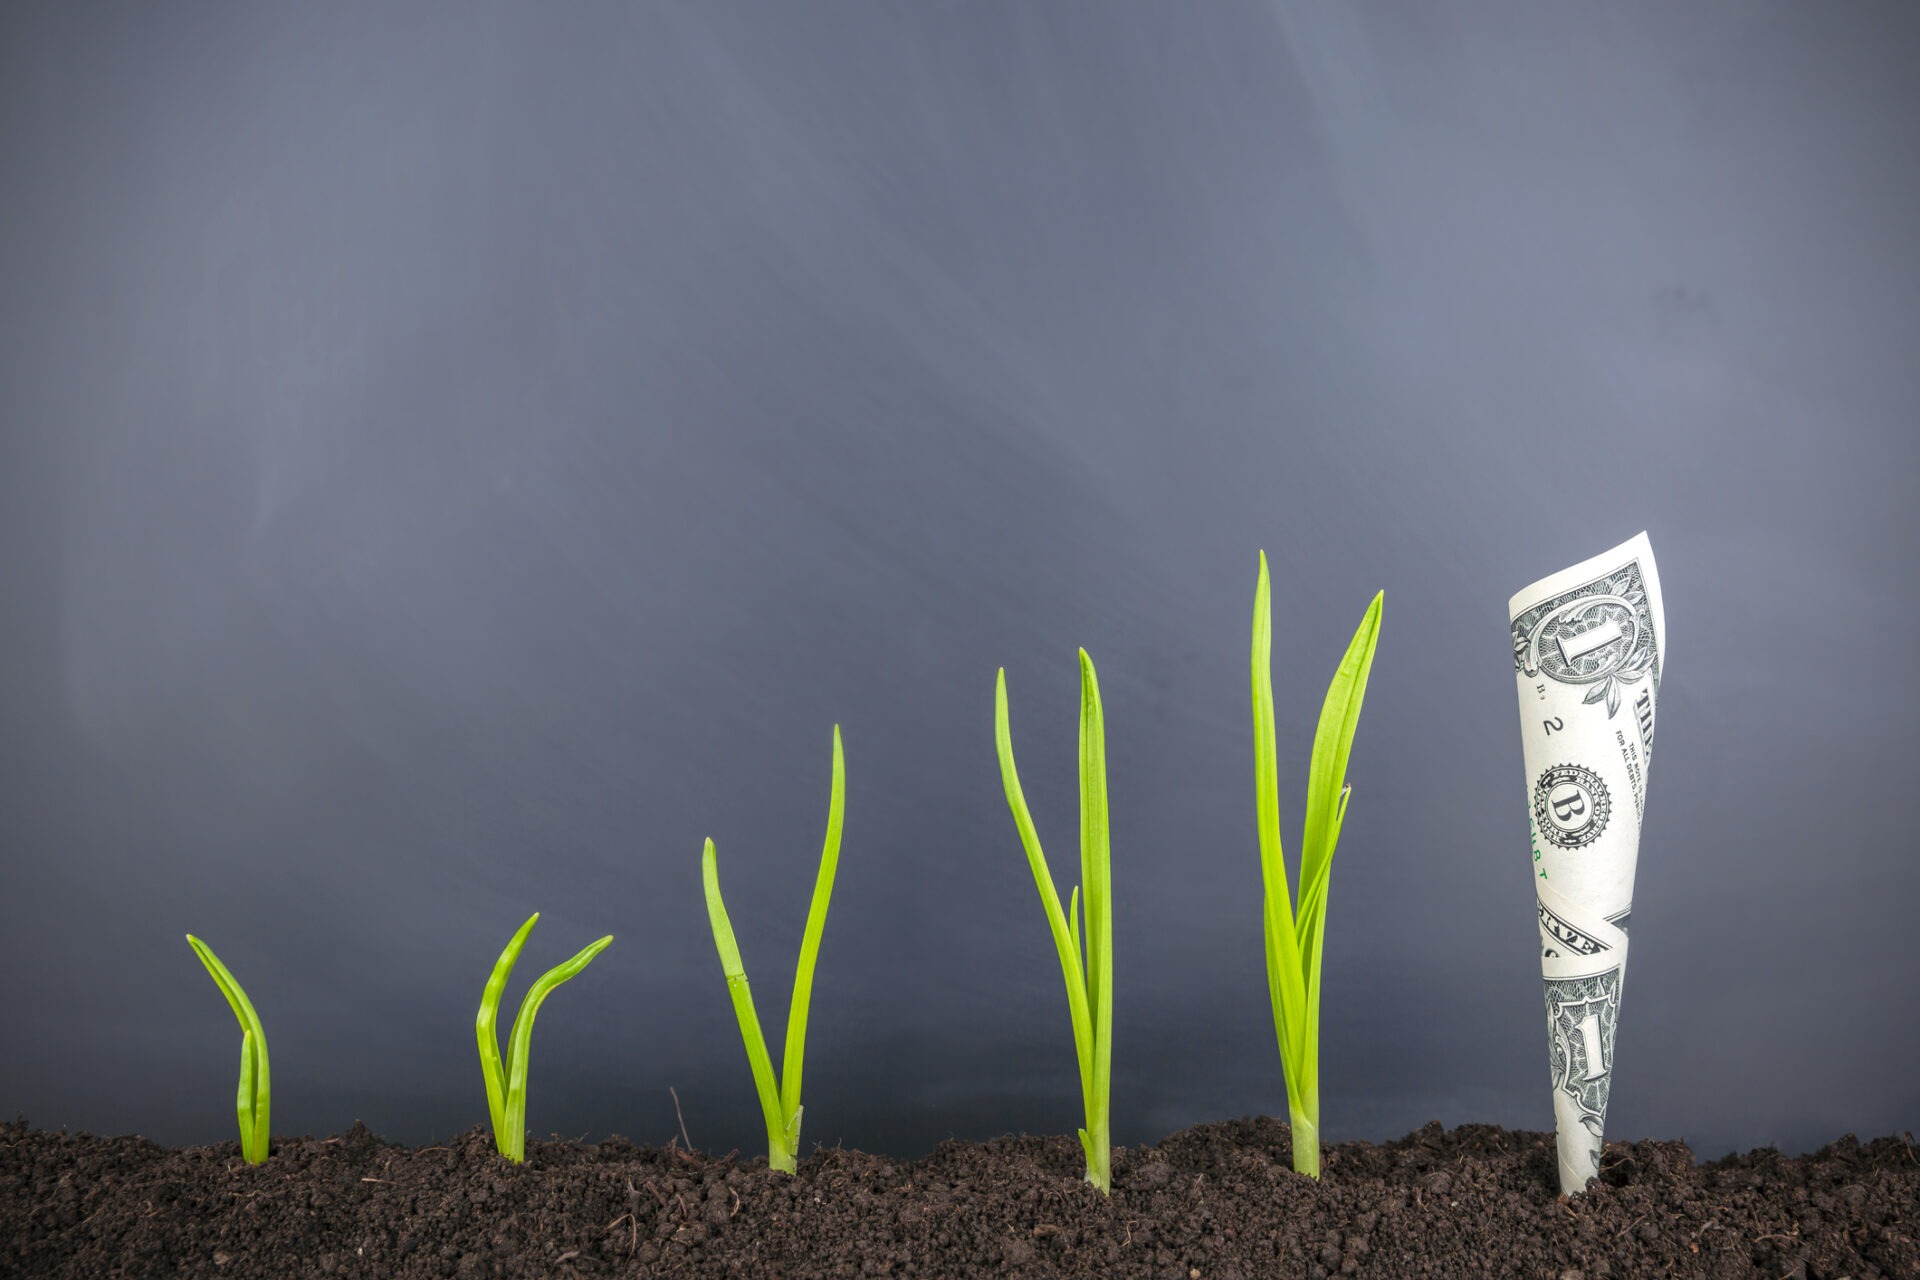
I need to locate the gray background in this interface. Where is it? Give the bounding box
[3,2,1915,1164]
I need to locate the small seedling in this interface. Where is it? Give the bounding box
[185,935,271,1165]
[475,914,612,1163]
[702,724,846,1174]
[1250,551,1382,1177]
[994,651,1114,1193]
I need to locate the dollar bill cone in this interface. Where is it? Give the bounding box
[1508,532,1664,1194]
[1250,553,1383,1178]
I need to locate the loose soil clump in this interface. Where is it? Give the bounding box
[5,1117,1915,1278]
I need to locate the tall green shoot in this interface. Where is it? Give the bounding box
[702,724,846,1174]
[475,914,612,1162]
[994,651,1114,1193]
[1251,552,1383,1177]
[185,935,271,1165]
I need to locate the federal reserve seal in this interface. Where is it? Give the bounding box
[1533,763,1611,850]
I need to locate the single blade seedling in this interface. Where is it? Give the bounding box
[1251,551,1382,1177]
[185,935,271,1164]
[702,724,846,1174]
[475,914,612,1163]
[994,651,1114,1193]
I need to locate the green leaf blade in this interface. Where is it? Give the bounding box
[1067,884,1083,983]
[703,838,790,1171]
[186,935,271,1164]
[780,725,846,1132]
[235,1029,257,1157]
[1249,557,1308,1077]
[475,913,539,1154]
[1298,591,1383,1000]
[501,932,612,1163]
[1076,649,1113,1185]
[995,669,1096,1113]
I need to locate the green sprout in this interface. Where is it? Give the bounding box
[475,914,612,1163]
[185,935,271,1165]
[1250,552,1383,1178]
[702,724,846,1174]
[994,651,1114,1193]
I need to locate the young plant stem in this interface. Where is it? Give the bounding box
[475,915,612,1163]
[1250,551,1381,1178]
[702,725,846,1174]
[995,651,1113,1193]
[185,935,271,1165]
[1289,1091,1322,1179]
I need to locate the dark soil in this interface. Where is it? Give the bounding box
[4,1117,1916,1279]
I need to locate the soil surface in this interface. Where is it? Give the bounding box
[4,1117,1916,1279]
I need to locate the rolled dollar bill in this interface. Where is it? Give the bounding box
[1509,532,1665,1195]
